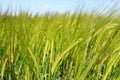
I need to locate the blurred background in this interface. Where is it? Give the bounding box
[0,0,120,15]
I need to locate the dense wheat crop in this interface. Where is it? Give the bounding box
[0,9,120,80]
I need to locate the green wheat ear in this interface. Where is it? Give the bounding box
[51,38,82,74]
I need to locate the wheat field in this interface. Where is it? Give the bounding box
[0,9,120,80]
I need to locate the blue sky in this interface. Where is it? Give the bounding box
[0,0,119,15]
